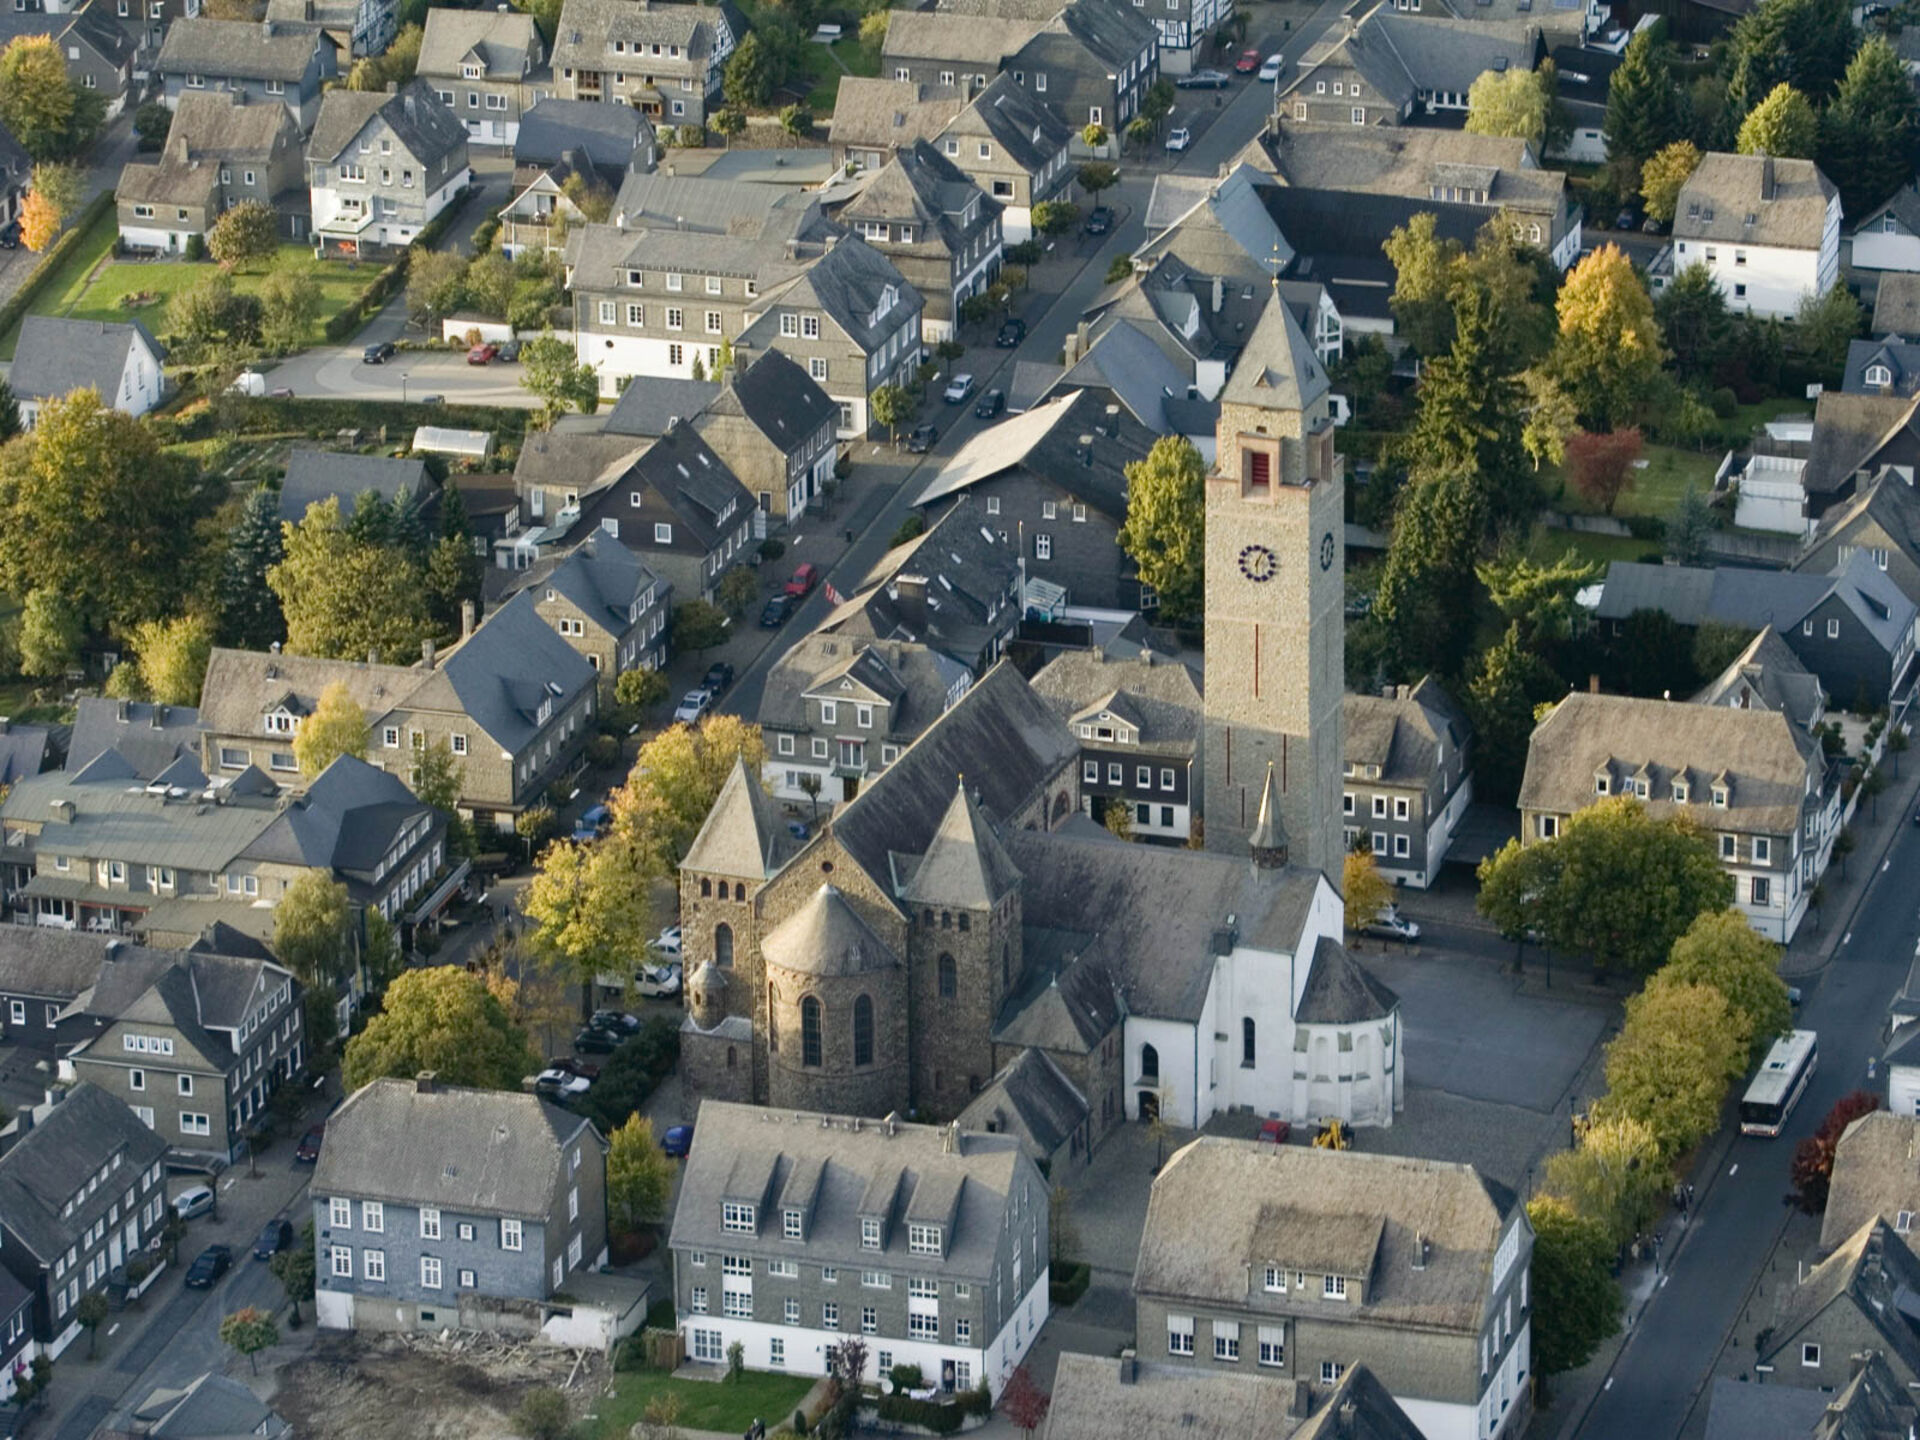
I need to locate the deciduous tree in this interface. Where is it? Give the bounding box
[292,680,368,778]
[16,588,80,677]
[1077,162,1119,198]
[207,200,280,269]
[1520,368,1577,471]
[1795,283,1864,376]
[126,613,214,706]
[1000,1367,1050,1438]
[269,1230,315,1324]
[1551,246,1666,428]
[1736,82,1818,157]
[1382,211,1464,357]
[219,1308,278,1374]
[615,666,669,715]
[606,1114,674,1233]
[1639,141,1700,224]
[1564,427,1644,514]
[1343,850,1392,935]
[709,105,746,147]
[611,714,767,878]
[406,248,469,326]
[715,565,759,618]
[341,965,538,1092]
[0,35,103,160]
[520,333,600,423]
[259,269,322,351]
[1601,978,1745,1156]
[1821,37,1919,217]
[1662,908,1792,1062]
[268,497,434,661]
[870,383,912,441]
[1117,436,1205,621]
[274,872,353,989]
[1791,1090,1880,1211]
[1525,1196,1623,1374]
[24,163,81,246]
[670,599,728,652]
[1465,65,1552,147]
[858,10,888,45]
[1542,1113,1667,1248]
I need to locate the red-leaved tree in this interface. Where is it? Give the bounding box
[1564,427,1644,515]
[1790,1088,1880,1213]
[1000,1365,1050,1438]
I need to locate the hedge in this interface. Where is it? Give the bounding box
[165,393,533,445]
[1048,1261,1090,1308]
[872,1396,967,1435]
[0,189,117,344]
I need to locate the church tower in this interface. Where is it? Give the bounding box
[1201,292,1345,880]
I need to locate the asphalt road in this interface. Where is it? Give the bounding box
[1573,827,1920,1438]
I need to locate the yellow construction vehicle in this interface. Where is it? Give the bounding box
[1313,1118,1349,1151]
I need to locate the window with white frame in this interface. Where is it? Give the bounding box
[1168,1315,1195,1354]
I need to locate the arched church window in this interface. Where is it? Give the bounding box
[853,995,873,1067]
[801,997,822,1067]
[939,954,957,998]
[715,922,734,968]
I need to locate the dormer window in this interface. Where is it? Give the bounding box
[461,63,480,77]
[722,1201,755,1233]
[1867,364,1893,388]
[861,1216,882,1249]
[1712,786,1729,808]
[1263,1265,1286,1292]
[908,1222,942,1256]
[783,1209,803,1239]
[1672,782,1689,803]
[1594,773,1610,796]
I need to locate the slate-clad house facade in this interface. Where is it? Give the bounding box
[549,0,745,130]
[155,17,337,131]
[691,349,840,524]
[668,1101,1050,1394]
[417,7,549,147]
[522,532,669,676]
[0,930,116,1052]
[308,80,471,254]
[118,90,308,251]
[0,1084,170,1359]
[1030,647,1201,843]
[935,76,1073,244]
[1342,679,1473,889]
[312,1075,609,1334]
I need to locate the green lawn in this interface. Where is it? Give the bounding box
[1544,443,1720,522]
[581,1371,816,1439]
[801,36,884,113]
[1526,521,1660,571]
[0,204,119,360]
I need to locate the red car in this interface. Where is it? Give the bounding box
[295,1124,325,1163]
[784,562,819,599]
[1257,1118,1292,1145]
[1234,47,1261,73]
[467,342,499,365]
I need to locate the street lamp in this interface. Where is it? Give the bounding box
[400,373,410,404]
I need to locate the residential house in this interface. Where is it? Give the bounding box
[597,376,721,439]
[548,0,747,132]
[276,448,436,526]
[1873,272,1920,339]
[1029,646,1202,843]
[1758,1219,1920,1391]
[880,12,1042,99]
[811,497,1022,676]
[41,4,137,118]
[0,1269,31,1404]
[690,347,841,525]
[1818,1111,1920,1257]
[119,1373,292,1439]
[308,79,471,254]
[0,930,117,1052]
[197,592,598,832]
[263,0,395,60]
[822,140,1002,341]
[736,236,926,437]
[498,150,610,259]
[758,633,974,805]
[155,18,337,132]
[63,951,304,1163]
[828,78,969,175]
[417,7,549,147]
[1134,1139,1533,1440]
[935,76,1073,243]
[513,97,656,181]
[9,317,166,429]
[311,1073,610,1335]
[519,531,669,677]
[1545,41,1620,165]
[1044,1356,1430,1440]
[1849,188,1920,274]
[1798,390,1920,521]
[1132,163,1293,295]
[1383,0,1601,39]
[118,91,308,251]
[1032,317,1221,457]
[1842,337,1920,397]
[1341,679,1472,889]
[1003,0,1159,153]
[1278,7,1541,128]
[0,1083,170,1359]
[0,718,54,788]
[1693,627,1827,740]
[913,387,1160,613]
[666,1100,1050,1392]
[1810,474,1920,616]
[65,698,202,781]
[0,119,28,240]
[1517,691,1836,942]
[955,1049,1092,1179]
[1664,153,1841,319]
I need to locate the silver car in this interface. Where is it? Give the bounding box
[1362,908,1421,943]
[671,691,711,725]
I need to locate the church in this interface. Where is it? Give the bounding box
[672,293,1403,1152]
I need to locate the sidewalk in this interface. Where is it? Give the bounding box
[0,111,137,310]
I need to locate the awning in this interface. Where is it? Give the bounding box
[1023,576,1068,620]
[406,859,472,925]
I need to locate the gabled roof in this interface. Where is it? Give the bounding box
[1702,1376,1831,1440]
[1052,320,1190,434]
[1263,120,1564,218]
[307,79,467,170]
[156,17,326,81]
[406,590,597,752]
[1873,271,1920,341]
[1675,152,1837,250]
[9,316,164,405]
[828,77,968,154]
[0,719,51,787]
[118,91,299,207]
[238,753,431,878]
[418,6,541,79]
[682,757,801,880]
[947,73,1073,172]
[1843,336,1920,397]
[758,635,969,745]
[704,348,839,456]
[1344,677,1467,787]
[313,1076,598,1220]
[1283,7,1540,111]
[0,1083,170,1263]
[129,1372,291,1440]
[1803,468,1920,582]
[835,139,999,260]
[1218,290,1330,413]
[1029,646,1202,754]
[601,377,721,437]
[551,0,727,76]
[915,388,1149,515]
[525,532,658,635]
[1594,560,1829,627]
[754,235,923,356]
[1813,1350,1920,1440]
[1138,163,1293,279]
[900,781,1020,909]
[621,421,757,550]
[1763,1217,1920,1378]
[1692,626,1824,735]
[277,448,434,525]
[1819,1111,1920,1257]
[514,98,653,177]
[1047,1356,1422,1440]
[0,929,114,1004]
[1803,389,1920,498]
[955,1049,1088,1162]
[880,9,1040,64]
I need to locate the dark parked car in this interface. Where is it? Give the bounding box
[662,1124,695,1157]
[906,423,938,453]
[253,1218,293,1261]
[703,662,735,695]
[184,1244,232,1289]
[497,337,522,362]
[362,340,395,364]
[996,317,1027,347]
[294,1125,324,1164]
[1084,206,1113,236]
[760,593,796,627]
[1612,207,1641,231]
[592,1009,641,1035]
[1177,67,1231,88]
[0,223,19,250]
[975,389,1005,420]
[574,1026,621,1054]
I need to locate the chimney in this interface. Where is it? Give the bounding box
[1381,684,1395,699]
[270,640,282,654]
[261,16,274,36]
[404,93,416,122]
[894,575,929,629]
[943,1120,960,1154]
[1078,433,1094,467]
[416,1071,438,1093]
[1336,1400,1358,1437]
[1288,1382,1311,1419]
[1212,275,1223,314]
[1118,1351,1138,1385]
[106,939,126,959]
[422,637,436,670]
[883,1111,898,1136]
[1589,673,1600,694]
[369,648,381,666]
[1851,1351,1872,1381]
[47,800,74,824]
[461,599,477,639]
[1413,1231,1429,1269]
[1104,403,1120,438]
[151,704,167,729]
[1761,155,1775,202]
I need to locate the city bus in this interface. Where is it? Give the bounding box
[1740,1029,1819,1137]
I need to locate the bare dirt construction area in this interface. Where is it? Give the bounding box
[269,1331,606,1440]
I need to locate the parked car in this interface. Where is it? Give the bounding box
[1177,68,1230,88]
[547,1055,601,1079]
[634,962,683,999]
[253,1218,294,1261]
[942,373,975,404]
[173,1184,216,1221]
[294,1125,325,1164]
[1257,53,1283,81]
[760,594,796,627]
[1165,127,1192,152]
[536,1067,592,1098]
[574,1026,621,1054]
[975,389,1006,420]
[703,662,735,696]
[362,340,395,364]
[906,423,938,453]
[672,690,712,725]
[572,803,611,842]
[1361,908,1421,943]
[497,337,522,362]
[1235,47,1262,72]
[592,1009,641,1035]
[268,387,295,399]
[784,562,819,598]
[184,1244,232,1289]
[467,342,499,365]
[662,1124,695,1157]
[652,924,683,956]
[0,222,18,250]
[1612,206,1641,231]
[1641,216,1668,234]
[996,317,1027,347]
[1084,206,1113,236]
[418,394,445,405]
[1257,1118,1292,1145]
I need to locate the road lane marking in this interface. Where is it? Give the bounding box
[1604,1378,1613,1391]
[1845,932,1853,945]
[1729,1163,1739,1176]
[1886,860,1893,872]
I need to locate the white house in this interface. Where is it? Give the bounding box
[1665,153,1841,319]
[1851,189,1920,274]
[9,316,167,428]
[307,81,471,255]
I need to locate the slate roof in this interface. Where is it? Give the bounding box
[514,98,653,177]
[523,532,658,637]
[1221,290,1331,414]
[1344,678,1467,787]
[1595,560,1830,627]
[1295,935,1398,1024]
[118,91,299,208]
[1519,691,1819,835]
[1873,271,1920,341]
[1854,186,1920,245]
[0,929,114,1003]
[1138,164,1294,279]
[900,781,1020,910]
[915,388,1150,517]
[612,170,788,234]
[1050,320,1190,433]
[754,235,922,356]
[278,449,434,525]
[1264,121,1565,219]
[1029,646,1201,756]
[1814,1351,1920,1440]
[992,945,1120,1053]
[197,649,421,741]
[949,73,1073,173]
[238,754,430,880]
[601,378,721,437]
[418,6,540,79]
[760,884,898,977]
[1044,1354,1308,1440]
[706,348,839,456]
[9,316,164,405]
[836,139,999,263]
[1138,1138,1515,1335]
[621,422,757,551]
[1,759,286,874]
[1804,390,1920,499]
[69,951,290,1071]
[0,1083,170,1264]
[128,1372,292,1440]
[1803,470,1920,583]
[515,429,648,497]
[757,635,968,745]
[668,1100,1027,1280]
[550,0,724,80]
[1763,1218,1920,1378]
[566,190,829,292]
[956,1048,1087,1160]
[1843,337,1920,397]
[1675,153,1836,250]
[1692,626,1825,734]
[1819,1111,1920,1257]
[1700,1378,1830,1440]
[307,79,467,170]
[314,1076,598,1219]
[681,757,801,880]
[828,78,968,155]
[405,590,597,753]
[880,9,1040,64]
[1283,9,1541,111]
[156,17,325,81]
[0,720,51,788]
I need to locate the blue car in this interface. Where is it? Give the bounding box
[572,804,610,842]
[662,1124,694,1157]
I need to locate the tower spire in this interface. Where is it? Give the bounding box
[1248,762,1288,870]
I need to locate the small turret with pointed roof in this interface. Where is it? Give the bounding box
[902,777,1021,909]
[681,755,794,882]
[1248,762,1289,871]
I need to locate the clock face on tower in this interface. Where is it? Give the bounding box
[1320,531,1336,572]
[1238,544,1277,583]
